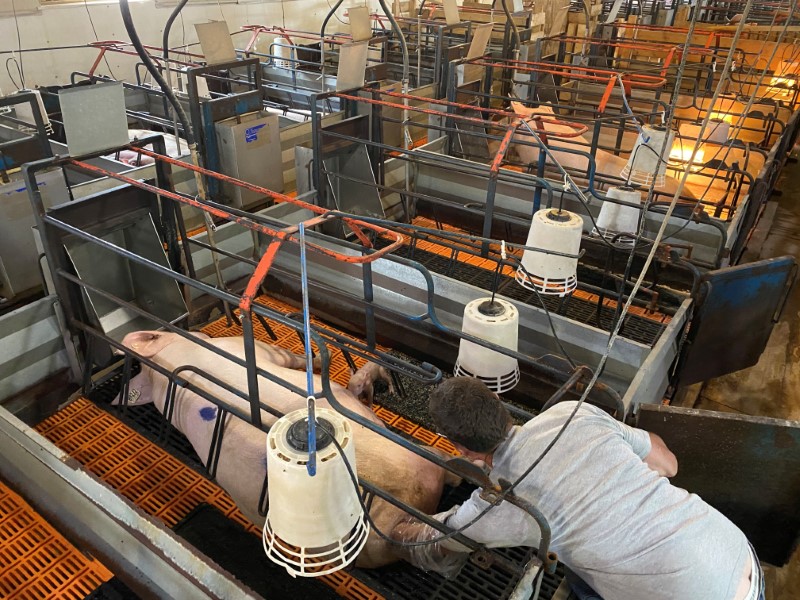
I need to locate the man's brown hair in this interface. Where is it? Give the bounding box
[428,377,512,453]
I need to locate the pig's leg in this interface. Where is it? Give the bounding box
[428,447,463,488]
[252,339,320,372]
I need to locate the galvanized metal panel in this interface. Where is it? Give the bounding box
[279,113,343,189]
[64,212,187,341]
[677,255,796,385]
[0,296,68,402]
[0,169,70,299]
[636,404,800,565]
[266,236,651,397]
[621,300,690,413]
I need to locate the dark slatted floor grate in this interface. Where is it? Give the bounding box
[381,241,666,347]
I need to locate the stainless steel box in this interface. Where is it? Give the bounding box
[215,112,283,209]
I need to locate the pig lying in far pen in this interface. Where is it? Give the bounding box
[116,330,455,568]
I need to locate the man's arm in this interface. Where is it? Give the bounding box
[389,508,471,578]
[643,432,678,478]
[613,417,678,477]
[390,490,541,575]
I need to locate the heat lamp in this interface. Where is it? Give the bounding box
[770,60,799,97]
[669,120,730,167]
[592,186,643,244]
[516,208,583,297]
[620,126,675,188]
[263,407,369,577]
[454,297,520,394]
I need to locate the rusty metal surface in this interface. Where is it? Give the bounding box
[636,404,800,565]
[676,255,797,386]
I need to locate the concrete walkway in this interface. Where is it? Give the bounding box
[694,158,800,599]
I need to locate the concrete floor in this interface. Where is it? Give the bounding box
[694,156,800,599]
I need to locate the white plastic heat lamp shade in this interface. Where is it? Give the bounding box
[454,297,520,393]
[516,208,582,297]
[273,42,294,70]
[264,408,369,578]
[592,186,643,245]
[620,126,675,188]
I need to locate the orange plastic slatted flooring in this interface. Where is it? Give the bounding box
[35,398,387,600]
[0,478,113,600]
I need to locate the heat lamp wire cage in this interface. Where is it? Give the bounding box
[453,362,521,394]
[514,268,578,298]
[262,513,370,578]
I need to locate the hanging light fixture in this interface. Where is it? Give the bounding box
[769,60,798,96]
[516,208,583,297]
[264,407,369,577]
[620,125,675,188]
[592,186,643,245]
[454,297,520,394]
[669,120,730,166]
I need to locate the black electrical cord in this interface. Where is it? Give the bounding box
[377,0,410,87]
[84,0,117,79]
[321,0,348,33]
[513,261,578,369]
[499,0,520,58]
[5,57,23,91]
[10,0,24,89]
[163,0,190,64]
[119,0,195,146]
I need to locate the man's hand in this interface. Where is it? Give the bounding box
[389,514,470,578]
[643,432,678,478]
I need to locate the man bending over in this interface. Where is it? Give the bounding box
[391,377,763,600]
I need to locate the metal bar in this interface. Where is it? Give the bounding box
[66,157,405,266]
[337,91,590,137]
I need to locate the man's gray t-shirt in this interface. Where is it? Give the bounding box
[438,401,749,600]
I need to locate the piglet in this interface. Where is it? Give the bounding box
[347,362,395,407]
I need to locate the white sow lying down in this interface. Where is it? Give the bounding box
[117,330,454,568]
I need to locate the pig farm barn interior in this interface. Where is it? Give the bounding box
[2,0,800,598]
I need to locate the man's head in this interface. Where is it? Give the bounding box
[429,377,512,455]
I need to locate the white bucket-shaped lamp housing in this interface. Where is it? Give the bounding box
[592,186,643,245]
[264,407,369,577]
[454,297,520,393]
[516,208,583,297]
[620,126,675,188]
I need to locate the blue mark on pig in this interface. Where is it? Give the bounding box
[199,406,217,421]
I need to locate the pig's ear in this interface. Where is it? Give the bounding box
[111,371,153,406]
[122,331,169,358]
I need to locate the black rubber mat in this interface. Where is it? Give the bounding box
[84,578,140,600]
[377,239,666,347]
[86,365,206,473]
[173,503,342,600]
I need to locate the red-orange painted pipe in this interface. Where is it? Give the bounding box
[68,159,404,272]
[133,147,389,243]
